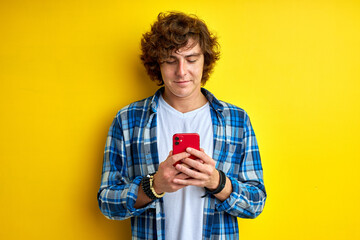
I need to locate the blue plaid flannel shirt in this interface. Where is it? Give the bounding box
[98,88,266,239]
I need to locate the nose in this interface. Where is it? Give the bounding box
[176,60,187,78]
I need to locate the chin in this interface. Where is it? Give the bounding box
[165,84,199,99]
[173,91,191,98]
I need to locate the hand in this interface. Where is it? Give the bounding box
[152,151,192,194]
[172,148,220,190]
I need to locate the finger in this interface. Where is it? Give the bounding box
[181,158,205,171]
[174,172,193,180]
[168,152,191,165]
[175,163,207,180]
[186,147,213,164]
[182,158,213,176]
[173,178,204,187]
[178,162,193,170]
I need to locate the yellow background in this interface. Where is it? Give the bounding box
[1,0,359,239]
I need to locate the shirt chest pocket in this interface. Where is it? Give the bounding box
[221,142,243,176]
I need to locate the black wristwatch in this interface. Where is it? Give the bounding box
[203,170,226,197]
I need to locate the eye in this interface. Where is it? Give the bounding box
[187,58,198,63]
[162,58,177,64]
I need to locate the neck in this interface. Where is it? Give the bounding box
[162,89,208,113]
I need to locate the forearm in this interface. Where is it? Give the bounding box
[213,176,233,202]
[134,182,153,209]
[215,176,266,219]
[98,176,153,219]
[98,185,131,220]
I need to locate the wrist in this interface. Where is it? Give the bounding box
[152,173,163,194]
[204,170,226,195]
[141,173,165,200]
[207,169,220,191]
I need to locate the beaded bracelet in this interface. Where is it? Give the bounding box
[141,174,165,200]
[149,175,165,198]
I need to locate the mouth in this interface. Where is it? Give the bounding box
[175,80,191,83]
[174,81,191,87]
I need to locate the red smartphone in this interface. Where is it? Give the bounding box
[172,133,200,166]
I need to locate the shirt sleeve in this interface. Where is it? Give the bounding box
[97,115,155,220]
[215,113,267,219]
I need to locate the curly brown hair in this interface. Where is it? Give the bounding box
[140,12,220,85]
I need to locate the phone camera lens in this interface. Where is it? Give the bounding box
[175,137,179,140]
[175,142,179,145]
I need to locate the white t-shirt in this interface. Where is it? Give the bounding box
[157,94,214,240]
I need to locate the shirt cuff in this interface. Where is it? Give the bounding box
[215,176,241,212]
[126,176,156,216]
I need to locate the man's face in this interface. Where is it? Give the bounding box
[159,38,204,102]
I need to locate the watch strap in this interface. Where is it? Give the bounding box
[203,169,226,196]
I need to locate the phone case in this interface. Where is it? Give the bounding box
[172,133,200,166]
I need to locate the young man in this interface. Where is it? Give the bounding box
[98,12,266,240]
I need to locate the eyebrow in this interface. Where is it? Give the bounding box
[169,53,202,58]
